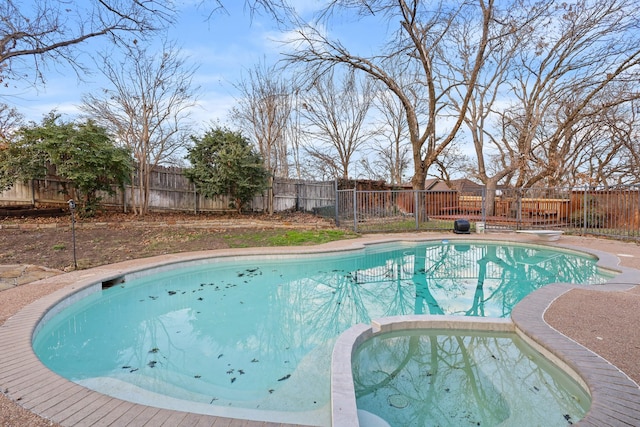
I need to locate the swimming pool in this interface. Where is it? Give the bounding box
[32,241,612,425]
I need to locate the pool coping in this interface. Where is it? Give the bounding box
[1,233,639,426]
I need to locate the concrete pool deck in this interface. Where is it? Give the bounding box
[1,232,640,426]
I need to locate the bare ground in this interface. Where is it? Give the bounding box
[0,211,336,271]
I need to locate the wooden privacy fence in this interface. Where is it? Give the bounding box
[0,166,337,215]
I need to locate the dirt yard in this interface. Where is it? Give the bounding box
[0,211,337,271]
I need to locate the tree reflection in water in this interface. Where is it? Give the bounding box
[353,330,589,426]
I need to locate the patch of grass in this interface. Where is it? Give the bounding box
[354,218,455,233]
[52,243,66,251]
[267,229,358,245]
[224,229,358,248]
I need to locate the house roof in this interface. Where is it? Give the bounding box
[449,178,484,194]
[424,178,453,191]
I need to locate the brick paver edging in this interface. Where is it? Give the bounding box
[510,280,640,427]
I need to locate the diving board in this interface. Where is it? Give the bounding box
[515,230,564,241]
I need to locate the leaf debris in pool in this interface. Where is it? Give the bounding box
[149,347,159,353]
[277,374,291,381]
[148,361,157,368]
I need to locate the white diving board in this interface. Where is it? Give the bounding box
[515,230,564,241]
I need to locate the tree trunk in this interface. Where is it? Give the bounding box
[483,179,500,216]
[411,164,427,190]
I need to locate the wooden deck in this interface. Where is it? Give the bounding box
[431,213,565,228]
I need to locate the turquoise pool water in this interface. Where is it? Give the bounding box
[33,242,610,422]
[353,329,590,426]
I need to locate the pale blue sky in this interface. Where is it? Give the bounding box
[6,1,387,128]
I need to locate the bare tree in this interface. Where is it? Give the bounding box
[232,61,293,179]
[499,1,640,189]
[0,0,295,90]
[566,98,640,187]
[429,142,472,183]
[299,68,377,180]
[368,88,412,185]
[287,88,304,179]
[81,41,199,215]
[452,1,536,213]
[0,103,23,146]
[285,0,495,189]
[231,61,294,214]
[0,103,25,190]
[450,0,640,213]
[0,0,174,87]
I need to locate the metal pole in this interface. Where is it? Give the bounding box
[414,190,419,230]
[334,179,340,227]
[583,186,588,235]
[353,187,358,233]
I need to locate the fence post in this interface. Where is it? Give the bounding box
[637,188,640,239]
[194,183,198,214]
[516,190,523,230]
[334,179,340,227]
[353,187,358,232]
[30,179,35,205]
[414,190,419,230]
[583,186,588,235]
